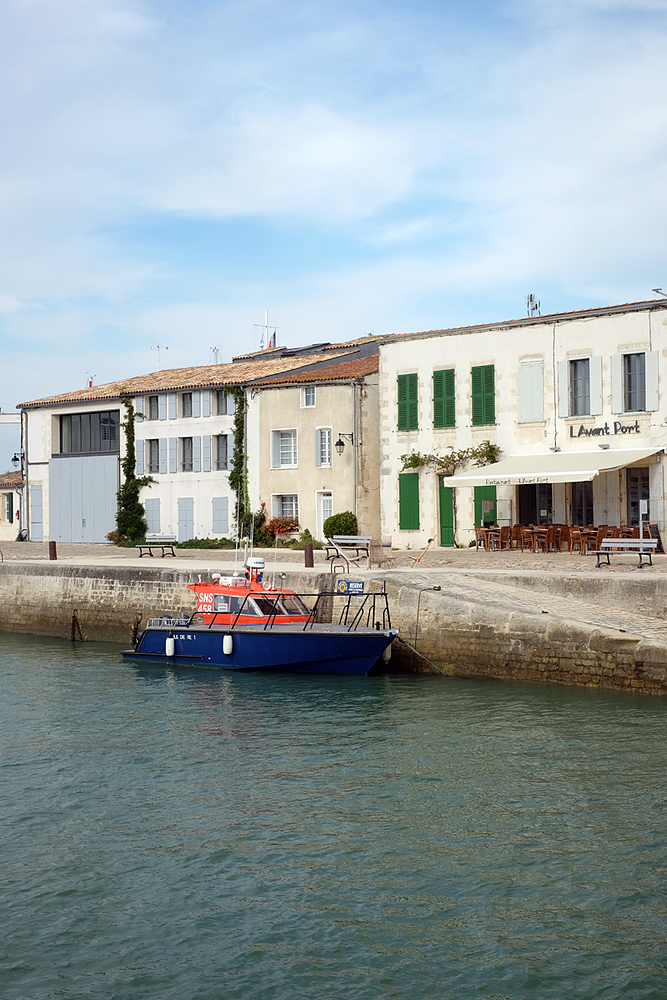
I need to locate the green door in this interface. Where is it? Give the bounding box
[474,485,497,526]
[439,479,454,547]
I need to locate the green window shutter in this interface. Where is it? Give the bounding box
[399,473,420,530]
[472,365,494,425]
[398,374,418,430]
[433,370,455,428]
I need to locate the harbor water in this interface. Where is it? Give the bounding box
[1,632,666,1000]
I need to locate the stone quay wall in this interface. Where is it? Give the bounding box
[2,562,667,695]
[379,578,667,696]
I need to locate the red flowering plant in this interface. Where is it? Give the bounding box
[266,515,300,537]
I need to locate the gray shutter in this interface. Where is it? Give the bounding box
[135,440,144,475]
[271,431,280,468]
[557,359,569,418]
[202,390,211,417]
[646,351,659,411]
[168,393,177,419]
[610,354,623,413]
[203,435,211,472]
[30,485,43,542]
[177,497,194,542]
[520,361,543,422]
[212,496,229,533]
[135,397,144,416]
[227,393,236,415]
[193,436,201,473]
[168,437,177,474]
[144,498,160,533]
[158,394,167,420]
[590,356,603,415]
[159,438,168,474]
[315,429,322,467]
[192,391,200,418]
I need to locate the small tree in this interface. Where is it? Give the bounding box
[113,397,155,542]
[323,511,358,538]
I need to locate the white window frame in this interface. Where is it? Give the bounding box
[302,386,316,408]
[272,494,299,518]
[315,427,332,467]
[271,429,298,469]
[611,351,659,414]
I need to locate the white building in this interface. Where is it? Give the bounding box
[0,471,23,541]
[378,299,667,547]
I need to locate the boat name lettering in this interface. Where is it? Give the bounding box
[174,634,195,640]
[569,420,641,437]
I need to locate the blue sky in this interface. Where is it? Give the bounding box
[2,0,667,466]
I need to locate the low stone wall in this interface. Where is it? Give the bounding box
[381,578,667,695]
[0,562,327,644]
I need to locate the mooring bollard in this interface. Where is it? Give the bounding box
[49,541,57,561]
[304,543,314,568]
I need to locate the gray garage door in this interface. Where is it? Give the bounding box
[49,455,120,542]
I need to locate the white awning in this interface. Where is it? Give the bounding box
[442,448,662,488]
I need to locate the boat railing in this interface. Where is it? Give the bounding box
[186,590,392,633]
[147,615,190,627]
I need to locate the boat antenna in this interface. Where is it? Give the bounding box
[271,530,280,589]
[233,481,242,575]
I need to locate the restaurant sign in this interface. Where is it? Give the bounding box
[569,420,641,438]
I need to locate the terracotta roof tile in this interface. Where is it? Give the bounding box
[18,352,352,409]
[0,471,22,487]
[254,354,379,386]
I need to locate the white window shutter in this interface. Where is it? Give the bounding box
[315,429,322,467]
[202,435,211,472]
[193,436,201,473]
[212,497,229,533]
[557,359,569,418]
[135,441,144,475]
[192,391,200,418]
[227,393,236,415]
[159,394,167,420]
[202,390,210,417]
[135,397,144,416]
[168,437,177,473]
[271,431,280,468]
[159,438,168,474]
[168,393,177,419]
[646,351,659,411]
[610,354,623,413]
[520,361,543,422]
[144,498,160,533]
[590,356,603,415]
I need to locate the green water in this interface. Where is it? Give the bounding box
[1,631,666,999]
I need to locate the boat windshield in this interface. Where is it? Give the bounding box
[213,595,261,616]
[280,596,310,615]
[250,597,288,616]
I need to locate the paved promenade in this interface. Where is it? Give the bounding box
[2,540,666,645]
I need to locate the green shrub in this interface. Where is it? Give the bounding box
[322,511,358,538]
[176,537,238,549]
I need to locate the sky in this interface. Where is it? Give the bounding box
[2,0,667,467]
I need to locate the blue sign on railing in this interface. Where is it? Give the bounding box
[336,580,365,595]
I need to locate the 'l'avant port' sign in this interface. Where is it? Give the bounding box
[336,580,365,595]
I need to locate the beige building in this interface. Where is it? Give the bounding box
[246,354,380,539]
[0,471,23,541]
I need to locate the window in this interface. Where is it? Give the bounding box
[624,353,646,412]
[181,437,193,472]
[302,386,316,407]
[433,369,455,428]
[570,359,590,416]
[59,411,120,454]
[316,428,332,467]
[148,439,159,473]
[572,481,594,526]
[273,494,299,518]
[397,374,418,430]
[519,361,544,422]
[398,473,419,530]
[4,493,13,522]
[216,390,236,415]
[148,395,159,420]
[627,467,649,526]
[271,429,297,468]
[182,392,192,418]
[215,434,228,471]
[471,365,495,425]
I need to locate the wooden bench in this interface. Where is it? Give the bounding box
[325,535,372,568]
[595,537,658,569]
[137,533,177,558]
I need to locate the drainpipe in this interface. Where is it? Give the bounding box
[352,381,357,518]
[22,409,28,540]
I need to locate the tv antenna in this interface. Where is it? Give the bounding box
[255,309,277,350]
[149,341,169,369]
[210,346,222,364]
[652,288,667,298]
[526,294,541,317]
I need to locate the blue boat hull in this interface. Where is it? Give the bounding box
[123,624,397,676]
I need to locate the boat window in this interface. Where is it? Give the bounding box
[213,596,230,612]
[251,597,287,616]
[280,596,310,615]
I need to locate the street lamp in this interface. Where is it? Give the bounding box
[11,451,23,470]
[335,433,354,456]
